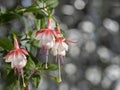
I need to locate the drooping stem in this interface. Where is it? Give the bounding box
[21,69,26,87]
[58,55,62,82]
[61,56,64,65]
[17,69,21,90]
[18,80,20,90]
[45,49,49,69]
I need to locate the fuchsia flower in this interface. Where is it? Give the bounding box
[35,18,55,69]
[35,18,55,49]
[52,27,68,57]
[51,26,70,82]
[3,35,28,88]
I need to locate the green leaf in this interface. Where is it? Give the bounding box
[26,30,33,37]
[30,39,39,47]
[26,57,36,69]
[5,69,17,86]
[60,29,66,37]
[40,18,46,29]
[32,74,41,88]
[25,4,40,12]
[43,63,58,71]
[35,12,46,19]
[4,81,18,90]
[0,37,14,51]
[28,52,39,64]
[1,64,11,77]
[0,13,20,24]
[45,0,59,8]
[3,79,24,90]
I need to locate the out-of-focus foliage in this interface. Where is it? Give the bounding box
[0,0,120,90]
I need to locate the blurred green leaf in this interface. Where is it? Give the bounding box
[26,57,36,69]
[43,63,58,71]
[0,37,14,51]
[4,81,18,90]
[1,65,11,82]
[35,12,46,19]
[28,52,39,64]
[60,29,66,37]
[25,4,40,12]
[45,0,59,8]
[0,13,20,24]
[32,74,41,88]
[40,17,46,29]
[30,39,39,47]
[30,46,38,56]
[27,30,33,37]
[5,69,17,86]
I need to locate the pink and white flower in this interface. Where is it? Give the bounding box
[52,26,76,82]
[52,37,68,56]
[51,27,67,82]
[35,18,55,69]
[35,18,55,49]
[3,35,28,88]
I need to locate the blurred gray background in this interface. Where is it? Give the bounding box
[0,0,120,90]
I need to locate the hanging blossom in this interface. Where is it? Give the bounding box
[52,26,76,82]
[3,35,28,89]
[35,17,55,69]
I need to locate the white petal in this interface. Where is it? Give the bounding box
[62,42,68,51]
[19,59,27,68]
[17,53,26,60]
[5,54,14,62]
[35,33,42,40]
[12,53,27,68]
[52,49,57,56]
[13,58,27,68]
[11,62,14,68]
[51,41,68,56]
[59,50,66,56]
[46,41,54,49]
[46,34,55,42]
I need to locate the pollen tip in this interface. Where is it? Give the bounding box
[55,77,62,83]
[23,83,26,87]
[45,64,48,69]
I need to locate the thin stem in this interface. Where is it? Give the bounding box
[17,69,21,90]
[58,55,62,82]
[61,56,64,65]
[18,80,20,90]
[45,49,49,69]
[28,68,38,79]
[52,16,58,26]
[21,69,26,87]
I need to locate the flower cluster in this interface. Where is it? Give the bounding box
[34,17,74,82]
[1,0,76,89]
[3,18,74,89]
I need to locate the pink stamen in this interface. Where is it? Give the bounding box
[21,69,26,87]
[58,55,62,82]
[14,68,17,75]
[45,49,49,69]
[17,68,21,90]
[65,40,77,43]
[60,56,64,65]
[18,80,20,90]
